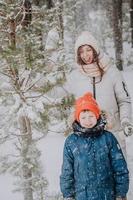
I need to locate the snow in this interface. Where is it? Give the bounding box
[0,174,23,200]
[45,28,60,51]
[39,133,65,194]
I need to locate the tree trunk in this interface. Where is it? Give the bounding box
[33,0,53,7]
[19,116,33,200]
[63,0,76,67]
[57,0,64,40]
[21,0,32,27]
[8,17,16,49]
[112,0,123,70]
[130,0,133,47]
[46,0,54,9]
[75,0,86,33]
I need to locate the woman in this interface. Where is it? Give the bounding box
[65,31,133,154]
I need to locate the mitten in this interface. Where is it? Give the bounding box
[121,119,133,136]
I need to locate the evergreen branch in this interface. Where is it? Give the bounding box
[14,8,22,21]
[26,94,54,105]
[23,70,31,88]
[0,70,13,78]
[24,73,46,93]
[33,134,46,142]
[47,129,64,134]
[14,142,21,152]
[11,132,30,137]
[0,135,10,144]
[6,154,20,158]
[0,10,6,17]
[46,57,64,68]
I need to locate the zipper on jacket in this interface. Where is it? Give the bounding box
[92,77,96,99]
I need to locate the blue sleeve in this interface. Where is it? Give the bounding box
[60,139,75,198]
[108,133,129,198]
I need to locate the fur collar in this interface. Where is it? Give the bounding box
[72,117,106,138]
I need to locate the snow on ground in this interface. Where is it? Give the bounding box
[0,174,23,200]
[39,132,65,194]
[0,69,133,200]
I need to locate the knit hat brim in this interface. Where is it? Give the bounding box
[74,92,100,122]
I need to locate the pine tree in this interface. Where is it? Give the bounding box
[0,0,70,199]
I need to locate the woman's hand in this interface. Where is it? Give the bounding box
[121,119,133,136]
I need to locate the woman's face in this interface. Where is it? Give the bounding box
[79,45,94,64]
[79,110,97,128]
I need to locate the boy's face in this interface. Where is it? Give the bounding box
[79,110,97,128]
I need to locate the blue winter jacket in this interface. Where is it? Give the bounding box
[60,121,129,200]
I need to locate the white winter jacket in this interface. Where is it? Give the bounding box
[65,66,132,134]
[69,31,132,135]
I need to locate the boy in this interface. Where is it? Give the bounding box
[60,92,129,200]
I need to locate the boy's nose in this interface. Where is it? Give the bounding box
[86,119,91,123]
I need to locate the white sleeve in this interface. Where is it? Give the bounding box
[112,67,132,123]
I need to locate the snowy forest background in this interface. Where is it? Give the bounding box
[0,0,133,200]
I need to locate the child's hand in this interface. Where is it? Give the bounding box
[121,119,133,136]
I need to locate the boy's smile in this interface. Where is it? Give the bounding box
[79,110,97,128]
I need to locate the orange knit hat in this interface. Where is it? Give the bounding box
[74,92,101,122]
